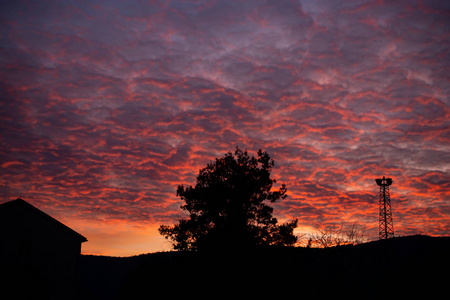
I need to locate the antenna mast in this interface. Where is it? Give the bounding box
[375,176,394,240]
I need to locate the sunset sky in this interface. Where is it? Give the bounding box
[1,0,449,256]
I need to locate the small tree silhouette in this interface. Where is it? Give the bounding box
[159,147,298,251]
[306,222,368,248]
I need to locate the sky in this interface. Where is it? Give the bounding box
[1,0,449,256]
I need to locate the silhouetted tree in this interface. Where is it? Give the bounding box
[310,224,343,248]
[306,222,367,248]
[159,147,298,251]
[344,221,367,245]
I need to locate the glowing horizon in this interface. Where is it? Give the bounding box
[1,0,449,256]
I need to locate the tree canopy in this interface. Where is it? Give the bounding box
[159,147,298,251]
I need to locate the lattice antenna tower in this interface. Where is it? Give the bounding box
[375,176,394,240]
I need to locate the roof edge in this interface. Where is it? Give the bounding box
[0,198,87,243]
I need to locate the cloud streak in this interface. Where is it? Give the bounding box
[1,0,449,255]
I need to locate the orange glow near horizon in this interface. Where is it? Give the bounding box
[77,222,172,257]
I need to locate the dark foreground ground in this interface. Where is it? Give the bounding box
[80,235,450,299]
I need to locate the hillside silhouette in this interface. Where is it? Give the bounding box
[80,235,450,299]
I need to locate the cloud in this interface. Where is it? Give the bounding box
[1,0,449,254]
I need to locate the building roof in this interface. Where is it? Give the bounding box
[0,198,87,243]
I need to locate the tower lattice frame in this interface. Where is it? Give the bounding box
[376,176,394,240]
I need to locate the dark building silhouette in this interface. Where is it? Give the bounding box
[0,198,87,299]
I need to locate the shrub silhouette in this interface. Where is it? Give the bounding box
[159,147,297,251]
